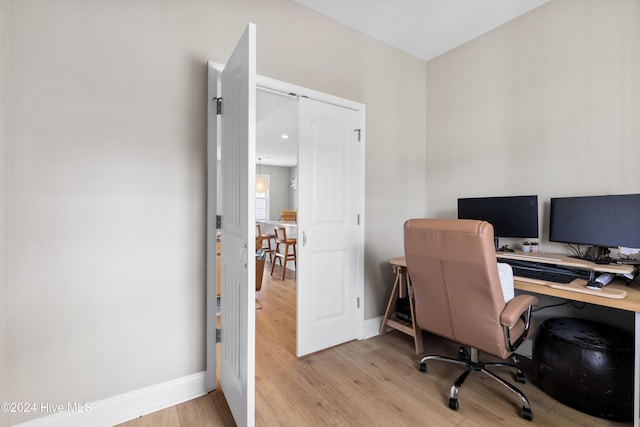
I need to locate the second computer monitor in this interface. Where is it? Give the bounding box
[457,195,539,242]
[549,193,640,251]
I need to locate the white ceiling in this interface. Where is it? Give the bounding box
[257,0,551,167]
[256,89,298,167]
[293,0,551,61]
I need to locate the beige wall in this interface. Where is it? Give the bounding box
[425,0,640,253]
[6,0,639,424]
[4,0,427,423]
[1,0,8,425]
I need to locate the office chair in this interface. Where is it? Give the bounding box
[404,218,539,421]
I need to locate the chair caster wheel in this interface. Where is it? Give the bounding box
[516,370,526,384]
[521,407,533,421]
[419,362,427,372]
[448,398,459,411]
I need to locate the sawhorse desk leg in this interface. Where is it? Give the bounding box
[379,261,423,354]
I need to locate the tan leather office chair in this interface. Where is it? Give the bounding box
[270,227,297,280]
[404,218,539,421]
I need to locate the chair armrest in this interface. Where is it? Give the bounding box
[500,294,539,328]
[501,294,539,352]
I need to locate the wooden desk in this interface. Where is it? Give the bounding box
[379,258,423,354]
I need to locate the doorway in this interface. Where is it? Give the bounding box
[254,82,365,357]
[207,57,366,422]
[255,85,298,312]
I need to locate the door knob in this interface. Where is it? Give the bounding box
[239,244,247,268]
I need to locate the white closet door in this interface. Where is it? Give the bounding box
[297,97,361,356]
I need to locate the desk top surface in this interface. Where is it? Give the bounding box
[392,254,640,312]
[389,257,407,267]
[496,250,636,275]
[515,279,640,312]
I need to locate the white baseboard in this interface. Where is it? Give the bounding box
[13,372,208,427]
[363,316,383,339]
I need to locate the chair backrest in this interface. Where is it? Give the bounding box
[404,218,511,358]
[256,224,262,236]
[275,227,287,241]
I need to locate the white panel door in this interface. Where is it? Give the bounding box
[219,23,256,427]
[297,97,362,356]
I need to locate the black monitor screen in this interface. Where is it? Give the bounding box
[549,194,640,249]
[457,195,539,238]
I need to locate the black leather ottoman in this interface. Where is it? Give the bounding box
[533,317,633,421]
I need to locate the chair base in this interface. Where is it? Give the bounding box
[419,346,533,421]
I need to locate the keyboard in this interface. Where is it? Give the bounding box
[510,266,577,284]
[499,258,584,284]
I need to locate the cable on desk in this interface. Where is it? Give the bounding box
[568,243,585,258]
[533,301,569,312]
[570,301,587,310]
[533,300,586,313]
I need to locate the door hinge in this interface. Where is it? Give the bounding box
[354,129,361,142]
[216,328,221,343]
[214,97,223,115]
[357,214,360,225]
[357,297,360,309]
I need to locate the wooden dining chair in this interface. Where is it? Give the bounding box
[256,224,275,264]
[270,227,297,280]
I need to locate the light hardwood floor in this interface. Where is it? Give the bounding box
[119,262,631,426]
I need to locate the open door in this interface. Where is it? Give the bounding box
[214,23,257,426]
[296,97,363,356]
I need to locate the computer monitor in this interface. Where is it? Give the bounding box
[549,193,640,261]
[457,195,539,251]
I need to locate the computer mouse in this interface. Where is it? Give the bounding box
[586,280,603,290]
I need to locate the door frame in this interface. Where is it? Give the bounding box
[207,62,366,359]
[254,74,366,342]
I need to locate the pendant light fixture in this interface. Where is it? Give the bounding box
[256,157,269,193]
